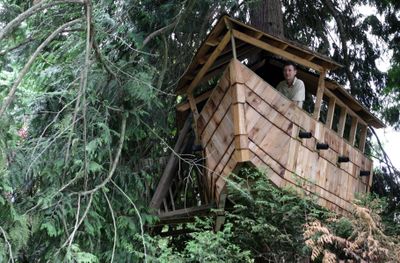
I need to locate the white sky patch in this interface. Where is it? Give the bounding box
[374,128,400,170]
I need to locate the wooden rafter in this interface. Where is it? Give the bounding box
[232,29,325,72]
[187,32,231,95]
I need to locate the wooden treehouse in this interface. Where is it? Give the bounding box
[150,16,385,233]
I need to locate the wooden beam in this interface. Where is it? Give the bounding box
[359,125,368,152]
[349,117,358,145]
[231,61,249,162]
[187,93,200,120]
[169,188,176,211]
[313,70,326,120]
[187,32,231,94]
[230,32,237,59]
[232,29,324,72]
[305,54,316,60]
[326,97,336,129]
[279,43,288,49]
[158,203,215,220]
[176,89,213,112]
[368,163,374,189]
[206,38,220,47]
[338,107,347,137]
[224,17,238,60]
[149,116,192,211]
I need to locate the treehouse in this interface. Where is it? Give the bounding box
[150,15,385,233]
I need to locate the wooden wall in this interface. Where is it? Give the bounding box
[196,59,373,214]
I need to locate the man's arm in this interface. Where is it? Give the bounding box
[292,79,305,108]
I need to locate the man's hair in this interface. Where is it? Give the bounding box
[283,61,297,70]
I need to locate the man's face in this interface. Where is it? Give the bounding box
[283,65,297,82]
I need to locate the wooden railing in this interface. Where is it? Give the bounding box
[312,75,369,153]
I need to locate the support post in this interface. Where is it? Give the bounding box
[349,116,358,145]
[230,60,249,162]
[313,70,326,120]
[338,107,347,137]
[326,96,336,129]
[230,32,237,60]
[359,125,368,152]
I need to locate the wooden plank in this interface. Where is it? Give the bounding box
[212,142,235,199]
[201,93,232,147]
[204,116,234,171]
[232,29,324,72]
[199,80,230,134]
[251,144,353,213]
[349,117,358,146]
[287,124,300,171]
[326,97,336,129]
[215,155,238,200]
[313,70,326,120]
[247,85,297,129]
[337,107,347,137]
[187,31,231,94]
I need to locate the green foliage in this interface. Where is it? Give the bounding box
[382,64,400,130]
[222,167,331,262]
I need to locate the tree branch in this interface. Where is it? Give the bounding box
[0,0,84,42]
[0,18,83,118]
[370,127,399,177]
[111,179,147,263]
[322,0,358,92]
[77,113,127,196]
[143,20,178,47]
[0,226,14,263]
[103,190,117,263]
[81,0,93,190]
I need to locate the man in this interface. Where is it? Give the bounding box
[276,62,305,108]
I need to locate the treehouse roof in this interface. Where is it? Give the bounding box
[176,15,385,128]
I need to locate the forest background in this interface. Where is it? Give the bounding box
[0,0,400,262]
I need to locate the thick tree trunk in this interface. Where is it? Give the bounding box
[249,0,284,38]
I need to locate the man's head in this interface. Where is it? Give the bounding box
[283,61,297,83]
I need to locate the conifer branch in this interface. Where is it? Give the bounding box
[77,113,127,196]
[0,0,84,42]
[0,19,83,118]
[111,179,147,263]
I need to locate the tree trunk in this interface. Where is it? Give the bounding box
[249,0,284,38]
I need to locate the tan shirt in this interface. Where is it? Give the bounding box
[276,77,305,107]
